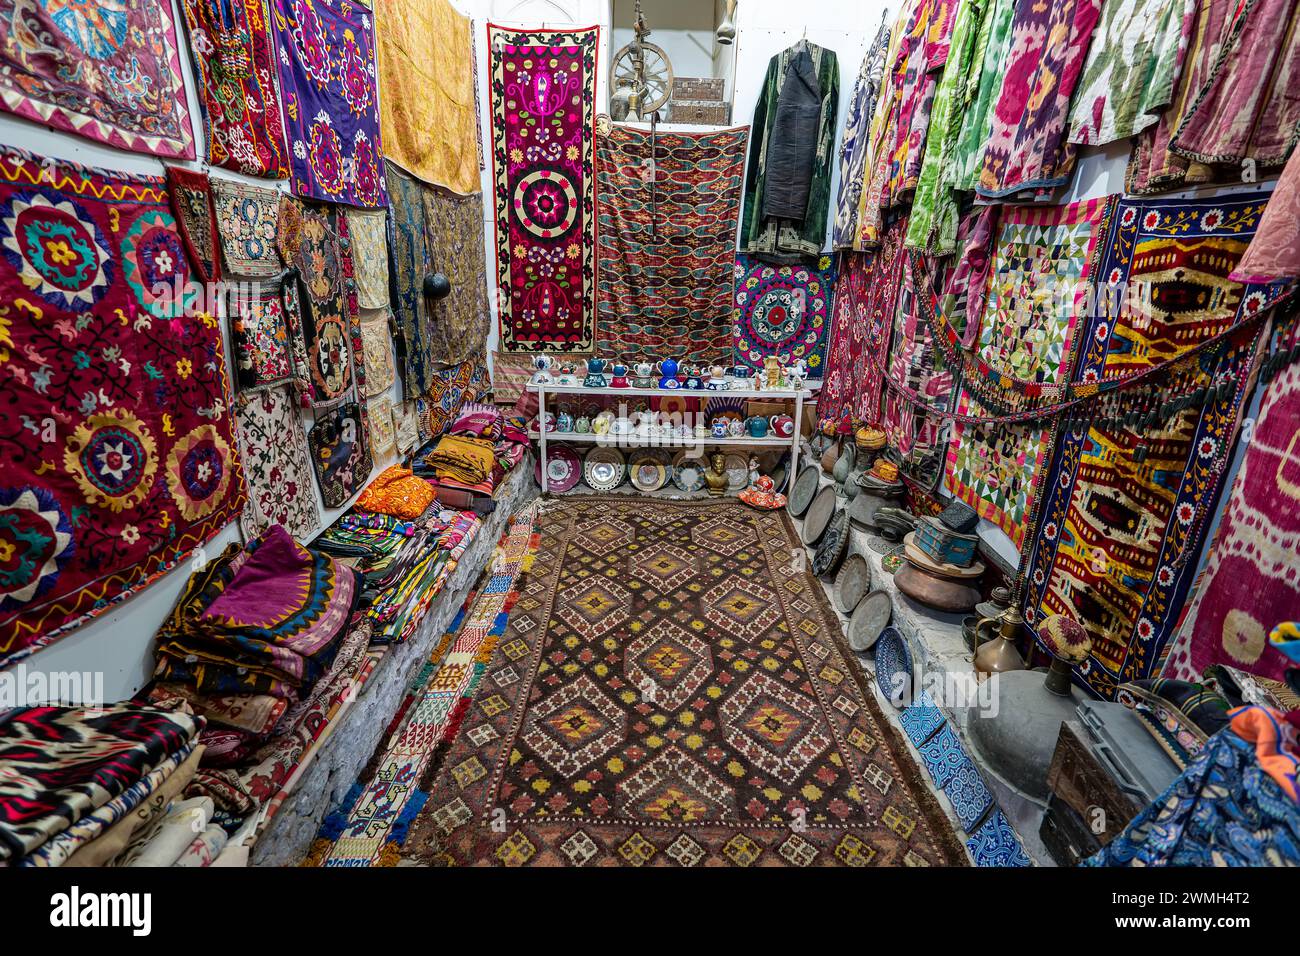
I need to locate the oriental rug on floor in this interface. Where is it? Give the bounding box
[404,497,966,866]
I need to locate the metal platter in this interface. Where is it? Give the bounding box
[671,451,707,493]
[724,452,749,493]
[787,465,821,517]
[629,450,670,492]
[801,485,838,547]
[848,590,892,652]
[834,553,872,614]
[812,508,850,577]
[583,447,626,491]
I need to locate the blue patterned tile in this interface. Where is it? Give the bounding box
[942,763,994,832]
[966,809,1031,867]
[898,690,945,747]
[917,723,973,789]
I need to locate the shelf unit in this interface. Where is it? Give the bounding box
[528,380,816,494]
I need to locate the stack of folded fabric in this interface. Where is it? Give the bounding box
[422,434,496,486]
[356,464,438,520]
[1,703,202,867]
[312,511,417,581]
[412,405,530,496]
[154,525,361,701]
[367,510,482,644]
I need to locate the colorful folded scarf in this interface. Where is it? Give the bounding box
[1230,705,1300,803]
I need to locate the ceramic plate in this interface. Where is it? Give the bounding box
[629,450,669,492]
[536,444,581,493]
[787,465,821,517]
[812,508,850,577]
[874,626,913,708]
[834,553,871,614]
[848,590,891,651]
[583,447,626,491]
[723,453,749,493]
[801,485,837,546]
[672,451,707,493]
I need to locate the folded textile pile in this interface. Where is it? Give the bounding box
[356,464,438,520]
[154,525,361,700]
[421,434,497,485]
[0,704,202,866]
[367,510,481,644]
[312,511,417,581]
[412,407,530,495]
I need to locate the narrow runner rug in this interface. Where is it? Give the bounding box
[403,497,966,866]
[595,122,747,363]
[487,23,599,353]
[305,505,541,866]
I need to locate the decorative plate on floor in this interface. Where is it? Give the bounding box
[671,452,707,493]
[848,590,891,651]
[834,553,871,614]
[811,508,849,577]
[724,453,749,493]
[535,444,580,493]
[898,690,946,747]
[943,763,995,833]
[874,626,913,708]
[801,485,837,546]
[583,447,626,491]
[788,465,821,517]
[966,810,1031,867]
[629,450,670,492]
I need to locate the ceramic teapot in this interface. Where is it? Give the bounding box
[706,365,729,390]
[555,407,574,433]
[746,416,769,438]
[574,413,592,434]
[657,358,680,389]
[592,411,614,435]
[584,357,608,388]
[711,418,731,438]
[531,354,554,385]
[609,362,631,388]
[634,361,655,387]
[555,364,579,387]
[769,414,795,438]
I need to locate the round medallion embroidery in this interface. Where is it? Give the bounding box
[513,170,578,239]
[63,407,159,512]
[0,486,75,611]
[121,209,190,317]
[166,425,232,522]
[0,188,113,310]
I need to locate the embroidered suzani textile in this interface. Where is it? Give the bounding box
[212,179,282,278]
[0,1,194,159]
[946,198,1113,548]
[180,0,291,177]
[488,24,598,353]
[596,123,747,363]
[0,150,244,667]
[237,386,320,541]
[374,0,480,194]
[1022,194,1274,698]
[732,254,836,375]
[271,0,387,208]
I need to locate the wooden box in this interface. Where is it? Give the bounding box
[672,76,726,100]
[668,101,732,125]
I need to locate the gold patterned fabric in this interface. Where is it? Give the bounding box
[374,0,480,194]
[422,189,491,365]
[345,209,391,310]
[360,311,396,398]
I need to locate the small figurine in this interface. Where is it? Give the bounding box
[763,355,784,390]
[704,452,729,497]
[747,454,761,488]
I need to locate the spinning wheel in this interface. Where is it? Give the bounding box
[610,40,673,117]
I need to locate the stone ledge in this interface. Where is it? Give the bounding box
[250,459,537,867]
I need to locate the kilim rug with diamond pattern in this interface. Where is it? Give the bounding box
[402,497,966,866]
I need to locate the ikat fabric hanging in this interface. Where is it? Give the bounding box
[0,149,244,668]
[179,0,292,178]
[487,23,599,353]
[0,0,195,159]
[270,0,387,208]
[596,122,747,364]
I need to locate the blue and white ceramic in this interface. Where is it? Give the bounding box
[898,690,946,747]
[966,810,1031,867]
[943,763,995,833]
[917,723,971,790]
[873,626,913,708]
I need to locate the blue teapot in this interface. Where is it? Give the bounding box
[746,415,769,438]
[584,357,608,388]
[657,358,680,390]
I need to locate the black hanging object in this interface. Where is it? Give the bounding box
[1133,443,1149,464]
[423,272,452,301]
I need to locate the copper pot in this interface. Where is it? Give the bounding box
[820,439,841,475]
[894,562,980,612]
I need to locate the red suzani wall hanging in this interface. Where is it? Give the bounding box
[487,23,599,353]
[0,149,244,667]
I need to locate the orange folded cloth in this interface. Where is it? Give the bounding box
[356,465,436,520]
